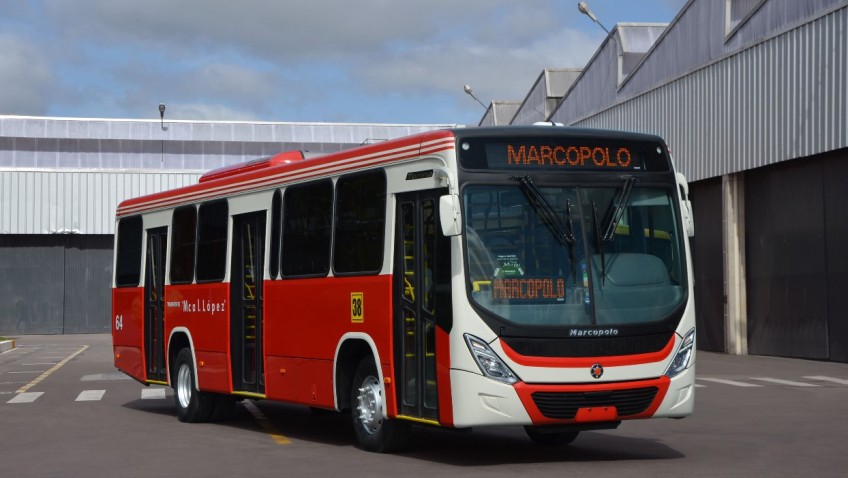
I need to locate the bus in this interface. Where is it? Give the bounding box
[111,125,696,452]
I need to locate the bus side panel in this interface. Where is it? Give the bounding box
[165,282,230,392]
[112,287,146,382]
[294,358,335,408]
[265,356,296,401]
[194,351,230,393]
[264,275,393,406]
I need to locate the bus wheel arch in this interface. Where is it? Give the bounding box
[168,330,192,387]
[335,337,376,413]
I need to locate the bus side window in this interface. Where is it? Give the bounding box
[196,200,228,283]
[282,180,333,277]
[269,190,282,280]
[115,215,143,287]
[333,171,387,275]
[170,205,197,284]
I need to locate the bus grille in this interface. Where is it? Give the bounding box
[503,333,672,358]
[531,387,659,419]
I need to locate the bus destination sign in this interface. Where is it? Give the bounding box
[458,137,670,172]
[504,144,634,169]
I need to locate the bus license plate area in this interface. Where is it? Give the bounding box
[575,406,619,423]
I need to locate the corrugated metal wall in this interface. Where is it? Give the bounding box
[0,235,111,335]
[0,117,453,171]
[0,170,201,234]
[558,5,848,182]
[744,149,848,361]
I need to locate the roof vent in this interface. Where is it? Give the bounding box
[199,150,305,183]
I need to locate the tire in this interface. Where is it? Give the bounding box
[350,357,410,453]
[524,426,580,446]
[173,348,214,423]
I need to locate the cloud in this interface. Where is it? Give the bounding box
[0,35,55,115]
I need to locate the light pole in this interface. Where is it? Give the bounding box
[158,103,166,130]
[578,1,615,41]
[158,103,166,166]
[463,84,488,111]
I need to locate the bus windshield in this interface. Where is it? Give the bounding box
[464,182,686,328]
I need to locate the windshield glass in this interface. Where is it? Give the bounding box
[464,182,685,328]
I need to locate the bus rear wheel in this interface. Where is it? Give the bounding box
[173,348,214,423]
[350,357,410,453]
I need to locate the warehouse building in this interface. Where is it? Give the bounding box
[0,118,454,334]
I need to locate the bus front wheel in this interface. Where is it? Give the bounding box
[350,357,410,452]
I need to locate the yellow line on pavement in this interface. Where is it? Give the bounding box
[16,345,89,394]
[243,400,291,445]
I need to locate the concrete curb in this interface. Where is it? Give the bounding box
[0,338,16,353]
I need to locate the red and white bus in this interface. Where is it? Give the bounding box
[112,125,696,452]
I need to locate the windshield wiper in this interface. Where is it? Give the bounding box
[592,201,606,287]
[513,176,577,282]
[602,175,636,242]
[514,176,574,246]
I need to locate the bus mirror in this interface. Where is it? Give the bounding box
[676,172,695,237]
[439,194,462,237]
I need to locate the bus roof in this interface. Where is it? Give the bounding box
[115,126,668,218]
[116,129,456,217]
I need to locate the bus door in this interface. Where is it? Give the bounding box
[231,212,266,395]
[144,227,168,383]
[394,189,451,422]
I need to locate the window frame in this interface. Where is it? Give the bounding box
[281,179,334,278]
[332,170,388,276]
[115,215,143,288]
[196,199,229,283]
[170,205,198,285]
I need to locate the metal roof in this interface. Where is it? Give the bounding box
[511,69,581,125]
[550,0,848,182]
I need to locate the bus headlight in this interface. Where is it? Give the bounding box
[464,334,519,385]
[665,328,695,378]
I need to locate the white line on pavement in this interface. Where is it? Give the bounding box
[7,392,44,403]
[697,377,762,387]
[76,390,106,401]
[141,388,167,400]
[750,377,819,387]
[803,376,848,385]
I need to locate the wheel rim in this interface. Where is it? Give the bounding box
[355,375,383,434]
[177,362,192,409]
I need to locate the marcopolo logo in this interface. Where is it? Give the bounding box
[568,328,620,337]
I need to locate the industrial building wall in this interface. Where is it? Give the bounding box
[555,5,848,183]
[745,149,848,362]
[0,235,112,334]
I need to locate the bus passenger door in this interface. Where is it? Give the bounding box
[144,227,168,383]
[394,190,451,422]
[231,212,266,395]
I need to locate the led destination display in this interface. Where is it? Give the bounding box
[458,136,670,172]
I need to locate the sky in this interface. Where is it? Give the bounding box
[0,0,687,126]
